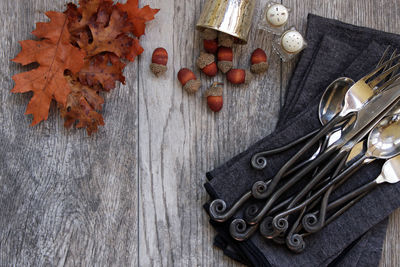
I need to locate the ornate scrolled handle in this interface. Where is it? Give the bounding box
[252,181,269,199]
[286,234,306,253]
[209,199,228,222]
[260,216,281,239]
[244,204,259,221]
[302,213,322,233]
[209,191,253,223]
[272,215,289,234]
[251,152,269,170]
[230,219,257,241]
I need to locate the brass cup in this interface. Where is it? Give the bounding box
[196,0,256,44]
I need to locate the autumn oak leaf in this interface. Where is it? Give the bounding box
[65,0,113,34]
[60,76,105,135]
[116,0,160,38]
[78,53,126,91]
[12,11,86,126]
[77,7,144,61]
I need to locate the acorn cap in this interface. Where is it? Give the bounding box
[218,32,234,47]
[244,70,253,84]
[183,79,201,94]
[217,61,233,74]
[150,63,168,77]
[204,82,223,97]
[201,28,218,40]
[197,52,215,69]
[250,62,269,74]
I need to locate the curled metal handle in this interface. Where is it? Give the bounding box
[251,129,320,170]
[209,191,253,222]
[260,216,281,239]
[286,234,306,253]
[229,219,257,241]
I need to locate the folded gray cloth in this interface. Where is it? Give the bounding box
[205,14,400,267]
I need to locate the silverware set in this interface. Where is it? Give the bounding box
[208,47,400,253]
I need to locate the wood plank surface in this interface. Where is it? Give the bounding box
[0,0,398,266]
[0,0,139,266]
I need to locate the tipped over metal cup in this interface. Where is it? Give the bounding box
[196,0,256,44]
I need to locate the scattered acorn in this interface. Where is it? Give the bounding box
[218,32,234,48]
[150,47,168,77]
[201,28,218,40]
[203,39,218,54]
[227,69,253,85]
[217,47,233,73]
[204,82,224,112]
[178,68,201,94]
[197,52,218,77]
[250,48,269,74]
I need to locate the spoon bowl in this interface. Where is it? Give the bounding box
[368,115,400,159]
[319,77,355,125]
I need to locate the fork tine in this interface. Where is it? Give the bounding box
[383,49,398,73]
[388,49,398,77]
[378,72,400,91]
[369,62,400,88]
[377,46,391,67]
[362,53,400,81]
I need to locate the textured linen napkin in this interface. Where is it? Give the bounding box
[204,14,400,267]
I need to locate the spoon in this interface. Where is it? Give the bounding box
[209,48,395,223]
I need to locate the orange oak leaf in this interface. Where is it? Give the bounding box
[78,53,126,91]
[116,0,160,38]
[65,0,114,35]
[60,76,105,135]
[77,7,144,61]
[12,11,86,126]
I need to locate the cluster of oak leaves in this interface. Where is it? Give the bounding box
[11,0,159,135]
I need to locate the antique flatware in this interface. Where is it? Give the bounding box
[230,79,400,241]
[209,51,399,224]
[253,56,400,201]
[252,47,395,171]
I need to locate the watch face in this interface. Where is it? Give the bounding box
[266,4,289,27]
[281,30,304,53]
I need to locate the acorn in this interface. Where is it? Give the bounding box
[218,32,234,48]
[217,47,233,73]
[178,68,201,94]
[150,48,168,76]
[204,39,218,54]
[227,69,253,85]
[204,82,224,112]
[201,28,218,40]
[250,48,269,74]
[196,52,218,77]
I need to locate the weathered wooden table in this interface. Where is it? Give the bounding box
[1,0,399,266]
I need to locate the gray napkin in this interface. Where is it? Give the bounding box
[205,14,400,267]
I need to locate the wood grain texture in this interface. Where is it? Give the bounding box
[0,0,139,266]
[0,0,398,266]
